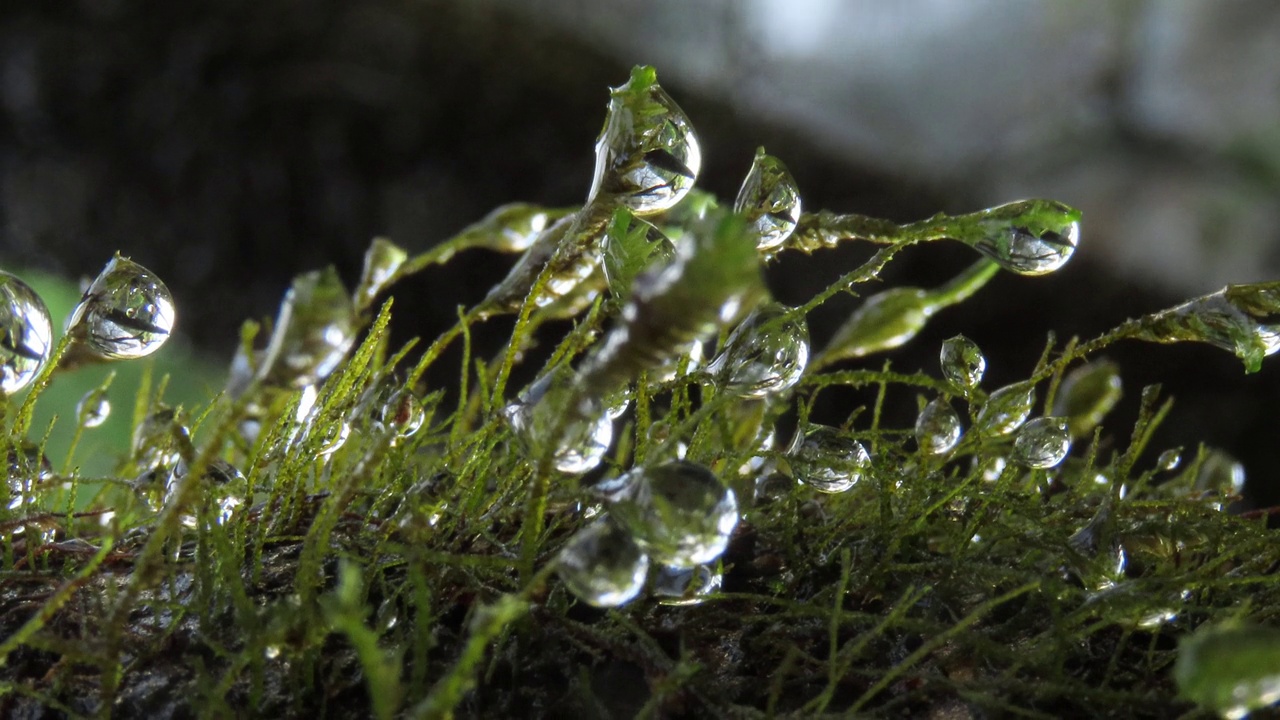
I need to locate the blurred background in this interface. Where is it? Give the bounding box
[3,0,1280,503]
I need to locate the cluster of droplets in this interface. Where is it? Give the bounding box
[555,460,738,607]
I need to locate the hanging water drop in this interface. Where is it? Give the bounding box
[603,459,738,568]
[652,563,723,606]
[555,519,650,608]
[1012,417,1072,468]
[0,272,53,395]
[353,237,408,314]
[1131,280,1280,373]
[706,301,808,398]
[1193,449,1245,502]
[1156,448,1183,472]
[915,398,963,456]
[76,387,111,429]
[1052,360,1122,437]
[356,376,426,445]
[257,267,358,388]
[6,442,53,510]
[504,371,613,475]
[734,147,801,251]
[786,423,871,494]
[162,457,247,526]
[958,199,1081,275]
[66,254,175,360]
[940,334,985,391]
[588,66,701,214]
[975,381,1036,437]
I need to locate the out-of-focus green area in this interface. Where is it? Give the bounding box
[16,269,226,477]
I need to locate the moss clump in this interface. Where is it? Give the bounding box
[2,66,1279,719]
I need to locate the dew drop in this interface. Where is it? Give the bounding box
[1052,360,1122,437]
[132,406,191,477]
[6,442,53,510]
[1132,281,1280,373]
[356,376,425,445]
[1193,449,1245,502]
[963,199,1081,275]
[504,372,613,475]
[915,398,963,456]
[939,334,985,391]
[734,147,801,251]
[652,563,722,606]
[1156,447,1183,472]
[555,519,650,608]
[589,66,701,214]
[66,255,175,360]
[975,381,1036,437]
[1175,622,1280,720]
[706,301,808,398]
[353,237,407,313]
[0,272,53,395]
[786,423,870,494]
[162,458,247,526]
[76,387,111,429]
[258,267,357,388]
[455,202,565,254]
[1011,417,1072,469]
[604,459,738,568]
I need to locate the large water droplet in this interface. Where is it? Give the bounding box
[1193,449,1245,501]
[504,372,613,475]
[589,66,701,214]
[975,381,1036,437]
[76,387,111,429]
[356,376,425,445]
[786,423,870,493]
[162,458,246,526]
[1175,622,1280,720]
[555,519,650,608]
[66,255,175,360]
[915,398,963,456]
[1156,447,1183,472]
[353,237,407,314]
[940,334,985,391]
[604,459,738,568]
[258,267,358,388]
[0,272,53,395]
[1132,281,1280,373]
[132,406,191,476]
[1052,360,1122,438]
[652,563,722,606]
[1011,417,1071,469]
[706,301,808,398]
[962,199,1080,275]
[734,147,801,251]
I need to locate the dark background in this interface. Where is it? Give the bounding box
[2,0,1279,507]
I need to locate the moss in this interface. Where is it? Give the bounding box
[2,66,1279,719]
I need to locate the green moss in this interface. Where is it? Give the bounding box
[2,66,1279,719]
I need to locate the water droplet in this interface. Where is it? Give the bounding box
[353,237,407,313]
[706,301,808,398]
[455,203,567,254]
[7,442,52,510]
[939,334,985,391]
[1011,417,1072,469]
[257,267,358,388]
[356,376,425,445]
[962,199,1080,275]
[66,255,175,360]
[1132,281,1280,373]
[1193,449,1245,501]
[603,209,677,300]
[786,423,870,494]
[1175,622,1280,720]
[754,470,796,503]
[0,272,53,395]
[1067,505,1127,591]
[76,387,111,428]
[1156,447,1183,472]
[132,406,191,476]
[1052,360,1122,437]
[556,519,650,608]
[589,66,701,214]
[734,147,801,251]
[264,645,282,660]
[652,563,722,606]
[504,372,613,475]
[290,384,350,457]
[975,381,1036,437]
[161,458,246,526]
[915,398,963,456]
[604,459,738,567]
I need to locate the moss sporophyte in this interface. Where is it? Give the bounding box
[2,65,1280,718]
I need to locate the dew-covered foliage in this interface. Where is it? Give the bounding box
[3,66,1280,719]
